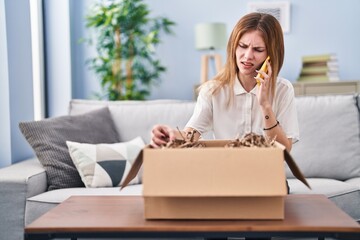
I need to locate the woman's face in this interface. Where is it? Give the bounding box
[235,30,268,78]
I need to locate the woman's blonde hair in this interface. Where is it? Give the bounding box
[211,12,284,106]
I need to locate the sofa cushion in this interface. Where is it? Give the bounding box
[19,107,120,191]
[288,94,360,181]
[346,177,360,188]
[68,99,198,143]
[67,137,145,188]
[288,178,360,221]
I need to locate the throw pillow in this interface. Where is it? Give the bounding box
[289,95,360,180]
[66,137,145,188]
[19,107,120,190]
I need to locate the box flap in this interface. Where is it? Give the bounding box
[120,146,146,190]
[274,141,311,189]
[283,150,311,189]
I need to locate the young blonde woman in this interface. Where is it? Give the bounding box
[151,13,298,240]
[151,12,299,152]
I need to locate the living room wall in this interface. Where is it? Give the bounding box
[1,0,360,167]
[0,0,11,167]
[0,0,34,167]
[70,0,360,101]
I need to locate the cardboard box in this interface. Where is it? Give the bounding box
[122,140,309,220]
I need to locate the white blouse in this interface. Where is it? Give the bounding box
[186,77,299,142]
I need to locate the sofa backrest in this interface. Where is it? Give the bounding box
[288,94,360,181]
[70,94,360,181]
[69,99,197,144]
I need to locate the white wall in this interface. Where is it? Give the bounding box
[44,0,72,117]
[0,0,35,166]
[71,0,360,101]
[1,0,359,166]
[0,0,11,167]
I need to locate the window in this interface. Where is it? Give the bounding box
[30,0,45,120]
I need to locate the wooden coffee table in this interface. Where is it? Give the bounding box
[24,194,360,240]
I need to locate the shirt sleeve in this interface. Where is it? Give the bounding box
[185,82,214,135]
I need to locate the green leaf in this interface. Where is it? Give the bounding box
[82,0,175,100]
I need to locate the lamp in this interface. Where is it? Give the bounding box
[195,23,227,84]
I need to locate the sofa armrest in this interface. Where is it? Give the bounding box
[0,158,47,240]
[0,158,47,197]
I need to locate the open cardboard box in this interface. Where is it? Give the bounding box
[122,140,310,220]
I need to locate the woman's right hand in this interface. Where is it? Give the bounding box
[150,125,176,148]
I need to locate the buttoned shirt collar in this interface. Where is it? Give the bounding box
[234,77,258,95]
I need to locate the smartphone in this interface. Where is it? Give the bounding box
[256,56,270,86]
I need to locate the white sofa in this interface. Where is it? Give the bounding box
[1,94,360,240]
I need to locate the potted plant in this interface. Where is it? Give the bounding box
[85,0,175,100]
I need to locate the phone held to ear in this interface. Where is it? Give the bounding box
[256,56,270,86]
